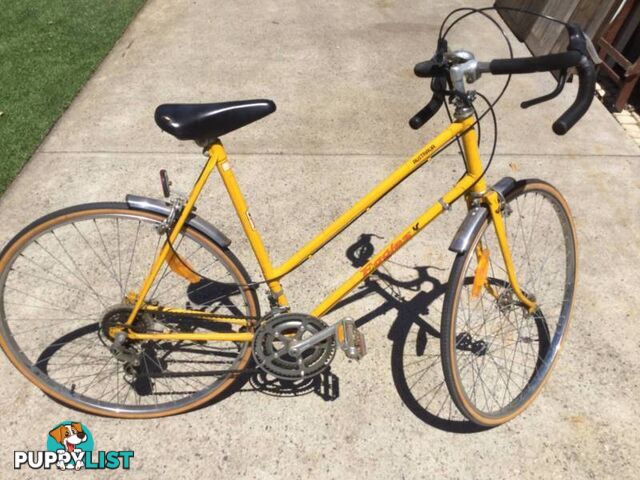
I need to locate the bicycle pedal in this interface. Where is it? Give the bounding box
[336,318,367,360]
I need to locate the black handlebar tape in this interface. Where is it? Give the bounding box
[489,51,582,75]
[552,56,596,135]
[415,60,446,78]
[409,93,445,130]
[414,60,436,77]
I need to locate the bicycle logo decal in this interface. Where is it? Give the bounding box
[13,421,134,470]
[360,231,412,278]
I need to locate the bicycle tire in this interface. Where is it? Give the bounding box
[441,179,577,426]
[0,203,259,418]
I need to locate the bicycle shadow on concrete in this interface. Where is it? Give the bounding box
[32,233,482,429]
[328,233,488,433]
[34,321,340,414]
[244,367,340,401]
[224,233,487,431]
[32,300,339,414]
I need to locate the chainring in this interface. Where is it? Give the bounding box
[252,313,336,380]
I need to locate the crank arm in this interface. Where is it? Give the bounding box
[288,318,367,360]
[287,323,338,356]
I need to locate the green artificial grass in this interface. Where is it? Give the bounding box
[0,0,145,193]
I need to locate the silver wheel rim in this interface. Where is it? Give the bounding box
[451,187,575,418]
[0,209,253,414]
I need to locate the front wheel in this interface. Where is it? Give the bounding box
[0,203,259,418]
[441,180,577,426]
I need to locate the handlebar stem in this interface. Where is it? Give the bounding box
[446,51,482,121]
[447,51,483,93]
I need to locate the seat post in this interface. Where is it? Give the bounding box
[211,143,289,307]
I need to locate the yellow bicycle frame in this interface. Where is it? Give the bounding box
[123,116,534,342]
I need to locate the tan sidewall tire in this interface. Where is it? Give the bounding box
[442,181,577,427]
[0,207,258,419]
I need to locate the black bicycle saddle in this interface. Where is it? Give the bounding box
[154,99,276,142]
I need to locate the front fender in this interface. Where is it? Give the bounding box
[448,177,516,254]
[125,195,231,248]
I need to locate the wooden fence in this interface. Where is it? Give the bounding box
[495,0,622,55]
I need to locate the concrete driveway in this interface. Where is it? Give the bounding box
[1,1,639,478]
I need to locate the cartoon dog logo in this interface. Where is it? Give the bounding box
[48,422,87,470]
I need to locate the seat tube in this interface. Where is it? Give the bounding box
[124,145,220,326]
[212,144,288,307]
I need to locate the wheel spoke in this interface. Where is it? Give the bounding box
[444,184,575,423]
[0,209,254,416]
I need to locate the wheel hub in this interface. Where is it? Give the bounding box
[99,304,156,373]
[99,304,152,341]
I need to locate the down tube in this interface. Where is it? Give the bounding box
[311,174,477,318]
[269,120,471,280]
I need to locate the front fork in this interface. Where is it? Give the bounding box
[480,191,537,313]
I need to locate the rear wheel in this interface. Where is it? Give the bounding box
[441,180,577,426]
[0,203,259,418]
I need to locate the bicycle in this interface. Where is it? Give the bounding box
[0,7,598,426]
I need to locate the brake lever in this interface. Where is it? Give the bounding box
[584,32,602,65]
[520,69,568,109]
[566,22,601,65]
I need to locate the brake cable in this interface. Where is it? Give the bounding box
[429,6,572,191]
[156,7,573,312]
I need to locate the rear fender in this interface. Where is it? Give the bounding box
[125,195,231,248]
